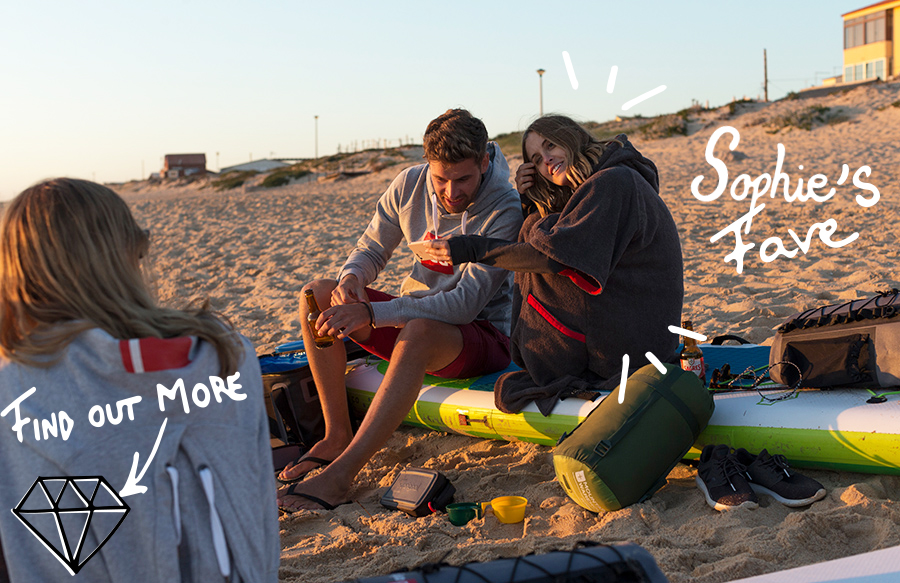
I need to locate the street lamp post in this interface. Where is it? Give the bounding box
[536,69,545,116]
[314,115,319,159]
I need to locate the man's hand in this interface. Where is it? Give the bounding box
[317,302,371,339]
[515,162,537,194]
[332,273,366,306]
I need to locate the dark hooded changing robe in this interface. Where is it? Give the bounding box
[448,136,684,414]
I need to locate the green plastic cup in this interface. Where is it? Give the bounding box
[446,502,483,526]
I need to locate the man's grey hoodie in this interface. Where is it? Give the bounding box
[339,142,523,335]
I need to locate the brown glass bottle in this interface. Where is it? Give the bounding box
[305,289,334,349]
[679,320,706,384]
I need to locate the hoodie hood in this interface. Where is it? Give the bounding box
[591,134,660,193]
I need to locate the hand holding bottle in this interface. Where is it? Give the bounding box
[317,303,373,340]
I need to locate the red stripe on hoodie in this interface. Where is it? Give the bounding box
[119,337,194,373]
[559,268,603,295]
[527,294,586,343]
[119,340,135,373]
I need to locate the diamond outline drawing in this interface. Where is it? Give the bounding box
[12,475,130,576]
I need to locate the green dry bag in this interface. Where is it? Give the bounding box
[553,363,714,512]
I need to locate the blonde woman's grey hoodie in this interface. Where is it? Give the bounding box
[0,329,279,583]
[338,142,523,335]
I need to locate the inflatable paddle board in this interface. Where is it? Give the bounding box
[344,357,900,476]
[726,544,900,583]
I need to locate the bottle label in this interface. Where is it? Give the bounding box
[681,357,705,379]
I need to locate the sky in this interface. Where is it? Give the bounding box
[0,0,860,200]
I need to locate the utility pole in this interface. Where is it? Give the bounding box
[314,115,319,159]
[536,69,546,115]
[763,49,769,102]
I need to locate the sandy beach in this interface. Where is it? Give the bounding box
[121,81,900,583]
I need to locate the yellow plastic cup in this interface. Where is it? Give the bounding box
[481,496,527,524]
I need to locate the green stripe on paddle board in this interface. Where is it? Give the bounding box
[346,384,584,446]
[375,360,493,391]
[694,425,900,476]
[346,361,589,445]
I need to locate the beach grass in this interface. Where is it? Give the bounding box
[261,166,311,188]
[212,170,259,191]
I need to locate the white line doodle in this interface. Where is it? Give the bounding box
[119,417,167,497]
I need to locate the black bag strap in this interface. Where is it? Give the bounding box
[639,372,703,439]
[430,480,456,513]
[780,290,900,333]
[593,393,660,457]
[270,385,300,444]
[593,370,701,458]
[710,335,751,345]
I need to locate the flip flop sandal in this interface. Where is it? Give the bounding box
[278,484,350,513]
[275,455,334,485]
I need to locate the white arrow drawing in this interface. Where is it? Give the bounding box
[119,417,167,497]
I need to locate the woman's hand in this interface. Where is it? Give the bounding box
[421,239,453,264]
[515,162,536,194]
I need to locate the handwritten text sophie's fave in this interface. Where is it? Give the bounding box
[691,126,881,273]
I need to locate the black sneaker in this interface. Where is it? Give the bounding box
[695,444,759,511]
[734,448,826,507]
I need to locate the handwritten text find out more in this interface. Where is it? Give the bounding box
[691,126,881,274]
[1,372,246,443]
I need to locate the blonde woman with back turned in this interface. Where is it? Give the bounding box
[0,178,279,582]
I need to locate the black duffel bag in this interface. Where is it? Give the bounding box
[769,289,900,389]
[259,339,369,470]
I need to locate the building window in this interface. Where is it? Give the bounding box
[845,18,864,48]
[866,18,884,43]
[844,11,888,48]
[846,58,886,82]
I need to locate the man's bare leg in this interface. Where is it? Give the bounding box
[277,279,372,482]
[277,318,463,510]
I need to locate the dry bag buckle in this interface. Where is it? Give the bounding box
[593,440,612,457]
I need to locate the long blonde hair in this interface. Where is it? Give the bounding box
[0,178,241,375]
[521,115,612,216]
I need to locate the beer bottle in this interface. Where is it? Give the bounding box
[680,320,706,385]
[304,289,334,349]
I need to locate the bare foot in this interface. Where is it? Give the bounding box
[277,471,352,512]
[277,437,350,483]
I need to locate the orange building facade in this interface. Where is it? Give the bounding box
[843,0,900,82]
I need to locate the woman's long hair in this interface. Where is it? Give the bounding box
[521,115,613,216]
[0,178,241,375]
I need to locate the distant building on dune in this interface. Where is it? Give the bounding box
[163,153,207,179]
[842,0,899,82]
[219,159,290,174]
